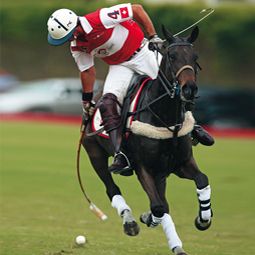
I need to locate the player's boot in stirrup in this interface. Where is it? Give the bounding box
[191,125,215,146]
[109,151,132,175]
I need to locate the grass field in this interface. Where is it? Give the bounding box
[1,121,255,255]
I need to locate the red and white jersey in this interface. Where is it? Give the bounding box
[71,3,144,71]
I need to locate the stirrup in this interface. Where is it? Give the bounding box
[109,152,132,174]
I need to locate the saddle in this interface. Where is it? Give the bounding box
[91,75,152,138]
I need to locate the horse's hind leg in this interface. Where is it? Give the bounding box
[83,136,120,199]
[83,136,139,236]
[177,156,213,231]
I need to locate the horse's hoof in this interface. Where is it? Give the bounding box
[123,221,140,236]
[122,209,140,236]
[173,246,188,255]
[140,212,152,227]
[194,216,212,231]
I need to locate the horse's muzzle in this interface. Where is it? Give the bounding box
[181,81,198,101]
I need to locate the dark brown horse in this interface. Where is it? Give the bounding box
[82,26,213,255]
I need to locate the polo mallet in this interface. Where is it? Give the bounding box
[174,8,215,37]
[152,8,215,52]
[76,120,108,221]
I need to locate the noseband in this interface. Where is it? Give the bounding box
[175,65,195,78]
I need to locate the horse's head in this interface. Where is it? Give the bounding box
[160,26,200,102]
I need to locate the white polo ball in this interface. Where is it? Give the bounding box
[75,235,86,245]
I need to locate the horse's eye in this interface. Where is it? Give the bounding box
[169,53,176,61]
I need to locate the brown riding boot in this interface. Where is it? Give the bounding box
[185,103,215,147]
[191,125,215,146]
[99,93,132,174]
[108,128,132,174]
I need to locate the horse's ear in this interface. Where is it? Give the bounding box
[187,26,199,43]
[162,25,174,44]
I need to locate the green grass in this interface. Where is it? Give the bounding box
[0,121,255,255]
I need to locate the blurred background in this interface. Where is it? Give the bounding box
[0,0,255,127]
[1,2,255,255]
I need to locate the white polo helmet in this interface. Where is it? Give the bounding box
[47,8,78,46]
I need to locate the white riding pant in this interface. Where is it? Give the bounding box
[103,41,162,105]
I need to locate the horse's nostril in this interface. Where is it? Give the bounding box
[182,86,192,99]
[182,83,197,100]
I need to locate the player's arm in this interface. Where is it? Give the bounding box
[71,48,96,96]
[70,46,96,117]
[80,67,96,119]
[80,66,96,95]
[131,4,156,38]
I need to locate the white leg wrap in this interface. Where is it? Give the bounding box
[161,213,182,250]
[111,195,131,216]
[151,214,163,227]
[197,185,212,221]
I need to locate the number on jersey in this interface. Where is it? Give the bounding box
[107,10,120,19]
[107,7,129,20]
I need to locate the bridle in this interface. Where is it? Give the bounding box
[158,41,197,100]
[138,41,197,107]
[130,41,198,134]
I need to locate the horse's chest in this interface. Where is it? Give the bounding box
[129,135,191,172]
[130,138,173,161]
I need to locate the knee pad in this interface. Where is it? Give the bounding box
[99,93,118,112]
[99,93,121,132]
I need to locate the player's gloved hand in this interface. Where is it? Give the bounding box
[149,34,164,50]
[82,100,96,123]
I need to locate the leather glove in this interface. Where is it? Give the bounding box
[82,100,96,122]
[149,34,164,50]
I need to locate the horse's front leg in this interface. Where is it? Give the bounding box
[111,195,140,236]
[177,156,213,231]
[83,136,139,236]
[137,167,186,255]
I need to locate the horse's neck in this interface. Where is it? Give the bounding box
[144,79,184,127]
